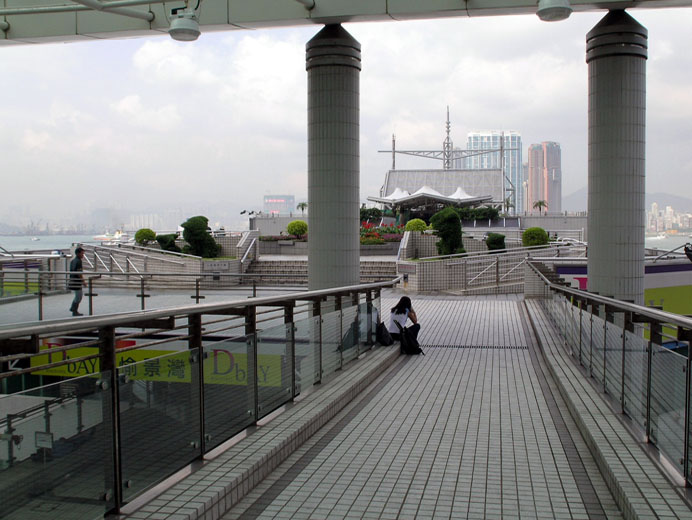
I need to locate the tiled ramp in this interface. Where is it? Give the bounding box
[223,297,623,520]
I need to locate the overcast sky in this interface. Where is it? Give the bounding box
[2,7,692,230]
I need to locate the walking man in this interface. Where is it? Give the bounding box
[69,247,87,316]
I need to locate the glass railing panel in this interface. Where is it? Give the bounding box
[321,309,342,377]
[358,301,372,353]
[566,300,580,358]
[590,306,606,385]
[604,318,623,398]
[256,323,292,419]
[578,306,590,366]
[295,315,320,392]
[118,350,201,502]
[342,305,360,365]
[650,342,686,473]
[623,324,647,429]
[0,372,114,519]
[203,336,255,451]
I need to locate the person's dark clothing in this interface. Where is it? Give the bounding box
[69,256,84,315]
[391,323,420,342]
[68,256,83,290]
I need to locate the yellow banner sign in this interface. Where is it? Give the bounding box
[31,342,282,387]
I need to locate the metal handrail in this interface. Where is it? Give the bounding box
[432,243,584,263]
[86,243,191,264]
[109,254,126,274]
[0,276,400,340]
[241,238,257,265]
[500,258,526,281]
[526,260,692,330]
[126,256,141,274]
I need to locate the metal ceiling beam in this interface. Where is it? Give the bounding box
[1,0,691,45]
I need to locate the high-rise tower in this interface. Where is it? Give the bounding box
[464,131,523,213]
[527,142,562,214]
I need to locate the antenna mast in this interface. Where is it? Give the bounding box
[443,106,453,170]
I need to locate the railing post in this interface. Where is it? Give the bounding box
[603,306,614,393]
[191,279,205,304]
[312,299,322,384]
[284,304,296,398]
[462,260,467,291]
[188,313,205,455]
[23,260,29,294]
[678,327,692,486]
[589,302,597,378]
[647,321,662,444]
[37,287,43,321]
[99,325,122,513]
[578,299,584,366]
[495,258,500,287]
[366,290,373,347]
[621,311,633,414]
[87,277,95,316]
[352,292,360,355]
[245,306,258,420]
[137,278,150,311]
[335,295,343,370]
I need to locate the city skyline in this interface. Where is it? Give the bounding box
[3,8,692,232]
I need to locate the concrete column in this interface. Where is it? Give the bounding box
[306,24,361,291]
[586,10,647,304]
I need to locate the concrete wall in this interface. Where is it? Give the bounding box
[250,215,307,236]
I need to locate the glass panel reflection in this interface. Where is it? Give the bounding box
[257,324,292,418]
[604,318,623,397]
[118,350,200,502]
[342,305,360,364]
[203,336,255,451]
[0,373,113,519]
[321,310,342,377]
[591,306,606,385]
[650,342,686,470]
[623,324,647,429]
[295,316,320,392]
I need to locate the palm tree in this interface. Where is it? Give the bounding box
[504,197,515,215]
[533,200,548,216]
[297,202,308,215]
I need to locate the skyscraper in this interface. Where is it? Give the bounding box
[464,131,523,213]
[527,142,562,214]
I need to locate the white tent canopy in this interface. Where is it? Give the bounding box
[367,186,493,208]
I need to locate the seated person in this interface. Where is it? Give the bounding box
[387,296,420,341]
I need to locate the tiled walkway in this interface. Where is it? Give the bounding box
[221,296,623,519]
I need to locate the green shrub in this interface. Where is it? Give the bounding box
[522,227,549,247]
[360,236,385,245]
[457,206,500,221]
[485,233,506,252]
[134,228,156,245]
[360,206,383,222]
[156,234,181,253]
[430,207,465,256]
[181,216,220,258]
[287,220,308,239]
[405,219,427,232]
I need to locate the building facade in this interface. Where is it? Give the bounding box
[263,195,296,216]
[461,131,523,214]
[527,141,562,214]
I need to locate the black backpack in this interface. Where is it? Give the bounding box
[395,322,424,355]
[376,322,394,346]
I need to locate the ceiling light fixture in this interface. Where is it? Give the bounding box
[169,3,200,41]
[536,0,572,22]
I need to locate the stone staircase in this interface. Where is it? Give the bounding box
[244,258,397,286]
[531,261,566,285]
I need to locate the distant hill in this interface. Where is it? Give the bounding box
[562,188,692,213]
